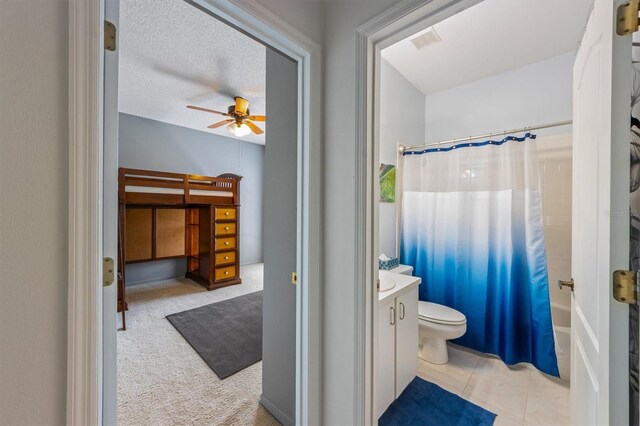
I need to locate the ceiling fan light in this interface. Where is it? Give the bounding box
[237,123,251,136]
[227,122,238,134]
[227,122,251,137]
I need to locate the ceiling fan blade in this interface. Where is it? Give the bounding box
[187,105,229,116]
[245,120,264,135]
[207,119,234,129]
[248,115,266,122]
[234,97,250,115]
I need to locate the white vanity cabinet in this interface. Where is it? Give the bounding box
[376,283,419,418]
[394,287,419,397]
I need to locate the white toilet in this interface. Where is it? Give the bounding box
[418,301,467,365]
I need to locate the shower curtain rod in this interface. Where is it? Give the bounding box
[400,119,573,153]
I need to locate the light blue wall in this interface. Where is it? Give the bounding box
[119,113,264,285]
[424,52,574,143]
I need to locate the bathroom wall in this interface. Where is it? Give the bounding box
[424,51,574,142]
[379,59,425,258]
[421,52,574,311]
[119,113,265,285]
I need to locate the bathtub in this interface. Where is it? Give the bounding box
[551,303,571,381]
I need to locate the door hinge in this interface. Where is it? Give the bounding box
[613,270,638,304]
[104,257,115,287]
[558,278,575,292]
[617,0,640,36]
[291,272,297,285]
[105,20,116,51]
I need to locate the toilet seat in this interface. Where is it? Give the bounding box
[418,301,466,326]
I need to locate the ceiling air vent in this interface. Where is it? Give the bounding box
[410,28,441,50]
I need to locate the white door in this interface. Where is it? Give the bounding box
[377,298,396,418]
[395,287,418,398]
[571,0,631,424]
[103,0,120,424]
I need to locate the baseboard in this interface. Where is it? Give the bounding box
[259,394,293,426]
[125,273,185,287]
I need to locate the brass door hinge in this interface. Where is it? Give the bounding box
[105,21,116,51]
[291,272,297,285]
[617,0,640,36]
[613,270,638,304]
[558,278,575,291]
[104,257,115,287]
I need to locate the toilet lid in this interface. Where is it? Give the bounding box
[418,301,466,325]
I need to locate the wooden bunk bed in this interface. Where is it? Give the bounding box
[117,168,242,330]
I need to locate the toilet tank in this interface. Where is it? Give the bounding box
[391,264,413,276]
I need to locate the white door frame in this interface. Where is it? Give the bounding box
[353,0,505,422]
[356,1,633,424]
[67,0,322,424]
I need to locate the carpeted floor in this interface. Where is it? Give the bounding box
[117,263,280,426]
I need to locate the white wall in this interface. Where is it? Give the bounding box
[322,1,405,422]
[118,113,265,285]
[424,51,575,142]
[421,52,574,311]
[379,59,425,258]
[253,1,404,422]
[0,1,69,424]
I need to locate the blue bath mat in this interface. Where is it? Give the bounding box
[379,377,496,426]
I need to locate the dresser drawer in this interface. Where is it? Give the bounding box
[215,265,237,282]
[215,251,236,266]
[215,222,236,236]
[215,207,236,221]
[215,236,236,251]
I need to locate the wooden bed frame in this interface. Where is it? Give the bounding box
[117,168,243,330]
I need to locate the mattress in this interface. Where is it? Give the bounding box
[125,185,233,197]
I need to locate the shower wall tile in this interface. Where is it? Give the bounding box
[537,133,573,312]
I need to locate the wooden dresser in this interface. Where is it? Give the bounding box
[186,205,242,290]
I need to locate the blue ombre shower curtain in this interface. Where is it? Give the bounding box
[400,135,559,377]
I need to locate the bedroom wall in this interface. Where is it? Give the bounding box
[379,59,425,259]
[119,113,265,285]
[0,1,69,424]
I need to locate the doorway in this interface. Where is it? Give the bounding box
[66,0,321,424]
[357,0,632,424]
[110,1,298,424]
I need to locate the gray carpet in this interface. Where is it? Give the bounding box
[166,290,262,379]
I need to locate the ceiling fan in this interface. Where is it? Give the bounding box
[187,96,266,137]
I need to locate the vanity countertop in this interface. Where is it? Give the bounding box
[378,270,421,304]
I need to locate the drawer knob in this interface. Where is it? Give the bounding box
[225,212,230,216]
[224,256,229,260]
[224,226,229,230]
[225,271,229,275]
[225,241,229,245]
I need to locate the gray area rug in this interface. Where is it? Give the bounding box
[166,290,262,379]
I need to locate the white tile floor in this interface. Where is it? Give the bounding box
[417,343,570,426]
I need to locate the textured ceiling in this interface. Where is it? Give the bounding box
[382,0,594,95]
[119,0,266,144]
